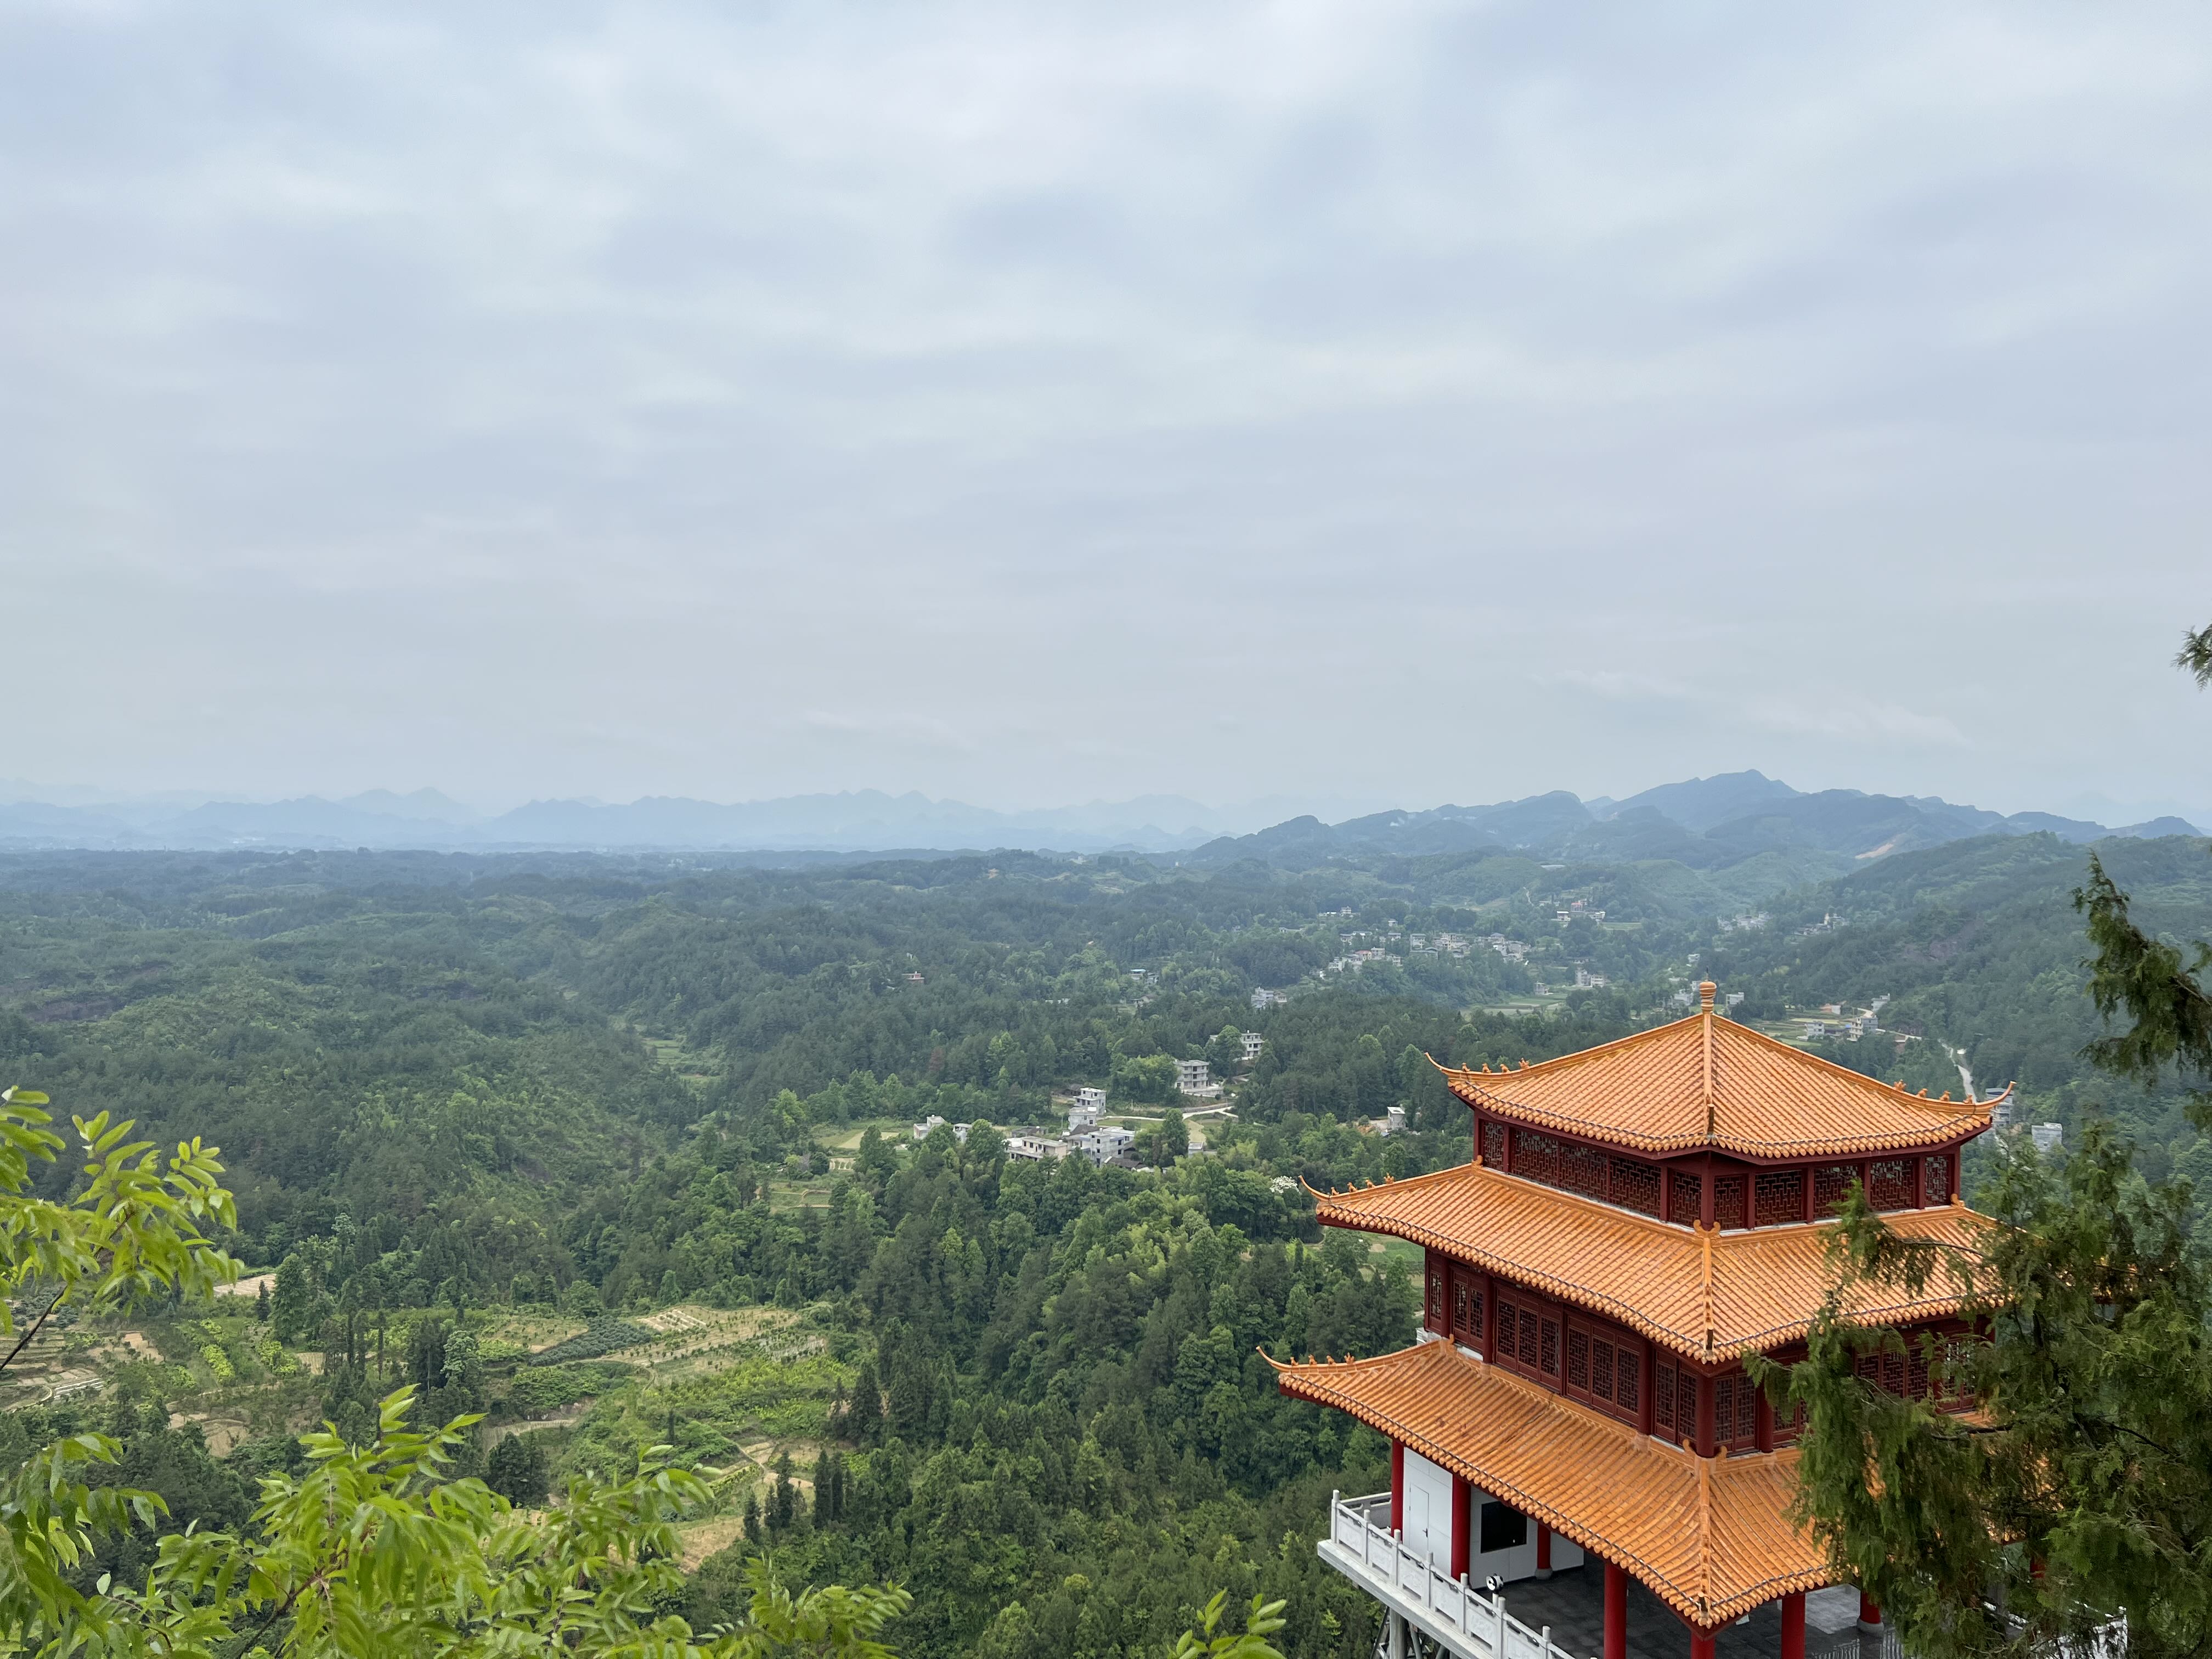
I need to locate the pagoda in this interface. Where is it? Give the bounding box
[1274,984,1997,1659]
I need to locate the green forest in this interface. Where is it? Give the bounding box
[2,827,2208,1657]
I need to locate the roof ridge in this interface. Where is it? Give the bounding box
[1700,1220,1716,1358]
[1327,1159,1709,1235]
[1308,1161,1467,1203]
[1441,1012,1700,1084]
[1694,1451,1716,1619]
[1702,998,1717,1137]
[1712,1017,1998,1125]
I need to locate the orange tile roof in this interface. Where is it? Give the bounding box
[1314,1160,1988,1361]
[1440,990,1999,1158]
[1273,1339,1828,1628]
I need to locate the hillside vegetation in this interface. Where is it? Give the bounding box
[2,828,2208,1656]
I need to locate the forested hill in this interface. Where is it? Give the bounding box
[1701,831,2212,1181]
[1,831,2207,1658]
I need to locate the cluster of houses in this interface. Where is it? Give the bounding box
[907,1034,1269,1170]
[1797,996,1888,1042]
[1321,947,1393,977]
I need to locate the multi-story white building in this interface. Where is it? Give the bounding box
[1176,1058,1214,1094]
[1240,1031,1265,1062]
[1074,1124,1136,1165]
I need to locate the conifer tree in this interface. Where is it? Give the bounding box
[1775,630,2212,1659]
[770,1450,797,1532]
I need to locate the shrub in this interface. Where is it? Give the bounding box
[527,1317,652,1367]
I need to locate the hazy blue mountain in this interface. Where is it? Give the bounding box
[162,797,462,844]
[1602,770,1799,832]
[1455,791,1595,847]
[0,775,2200,863]
[484,791,1222,852]
[340,787,479,822]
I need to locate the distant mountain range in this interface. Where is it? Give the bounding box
[1175,771,2203,874]
[0,788,1225,855]
[0,771,2200,864]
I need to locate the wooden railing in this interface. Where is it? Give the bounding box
[1324,1492,1594,1659]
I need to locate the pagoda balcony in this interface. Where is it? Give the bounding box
[1318,1489,1592,1659]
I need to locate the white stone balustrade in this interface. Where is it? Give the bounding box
[1321,1491,1596,1659]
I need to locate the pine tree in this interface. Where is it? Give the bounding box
[253,1280,269,1323]
[849,1357,883,1443]
[270,1252,315,1345]
[742,1487,761,1545]
[769,1451,795,1532]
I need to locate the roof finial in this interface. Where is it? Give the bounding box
[1699,981,1716,1012]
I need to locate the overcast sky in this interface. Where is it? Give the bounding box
[4,1,2209,821]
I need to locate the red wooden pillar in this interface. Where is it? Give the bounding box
[1603,1561,1627,1659]
[1451,1477,1472,1578]
[1858,1594,1882,1633]
[1689,1627,1717,1659]
[1535,1521,1552,1579]
[1780,1593,1806,1659]
[1390,1441,1405,1534]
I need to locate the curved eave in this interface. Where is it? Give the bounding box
[1312,1174,1989,1362]
[1443,1070,1994,1160]
[1269,1347,1832,1627]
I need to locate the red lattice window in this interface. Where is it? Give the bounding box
[1754,1169,1805,1228]
[1814,1164,1857,1214]
[1669,1172,1702,1227]
[1592,1339,1615,1401]
[1616,1349,1638,1413]
[1714,1372,1758,1446]
[1868,1159,1913,1210]
[1654,1365,1677,1432]
[1559,1139,1608,1201]
[1539,1316,1560,1378]
[1922,1154,1953,1204]
[1906,1341,1929,1400]
[1512,1128,1560,1185]
[1482,1120,1506,1168]
[1567,1329,1589,1390]
[1499,1299,1542,1372]
[1713,1176,1747,1230]
[1427,1265,1446,1329]
[1857,1349,1908,1395]
[1451,1273,1482,1344]
[1610,1158,1661,1217]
